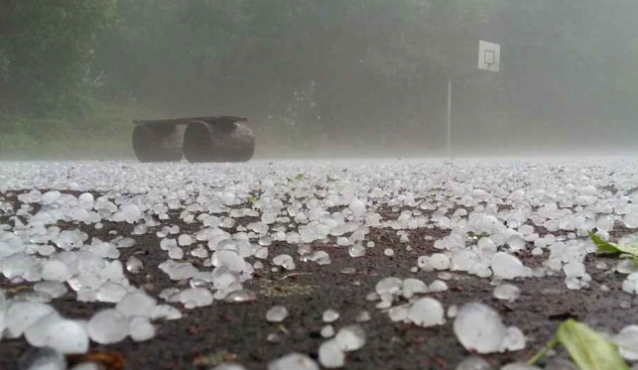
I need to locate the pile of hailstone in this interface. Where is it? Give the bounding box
[1,159,638,369]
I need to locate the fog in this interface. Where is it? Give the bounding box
[1,0,638,159]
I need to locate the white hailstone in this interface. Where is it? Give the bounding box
[402,278,428,299]
[96,282,128,303]
[500,363,540,370]
[447,305,459,319]
[116,291,157,317]
[507,235,526,251]
[70,208,90,222]
[78,193,94,203]
[120,204,142,223]
[255,247,269,259]
[565,276,588,291]
[348,244,365,258]
[178,234,194,247]
[563,262,586,278]
[518,225,534,236]
[501,326,526,352]
[453,303,507,354]
[179,288,214,309]
[25,313,63,346]
[438,272,453,280]
[0,253,41,282]
[211,364,247,370]
[225,290,257,303]
[41,260,72,282]
[349,198,366,218]
[213,249,247,273]
[266,306,289,322]
[376,277,403,296]
[321,325,336,338]
[168,247,184,260]
[623,214,638,228]
[388,305,409,322]
[267,353,319,370]
[116,238,136,249]
[159,260,199,281]
[455,357,493,370]
[129,316,156,342]
[335,325,366,352]
[384,248,395,257]
[429,280,449,293]
[42,319,89,354]
[407,298,445,327]
[616,259,638,274]
[615,325,638,361]
[490,252,529,280]
[311,251,331,265]
[336,237,350,246]
[126,256,143,273]
[87,309,130,344]
[191,246,209,258]
[417,256,434,271]
[323,309,340,323]
[355,311,371,323]
[151,305,183,321]
[132,225,148,235]
[451,250,480,272]
[429,253,451,270]
[623,273,638,294]
[222,192,235,205]
[42,191,62,204]
[5,301,55,337]
[33,281,68,299]
[493,284,521,303]
[273,254,296,270]
[319,339,346,368]
[160,238,177,251]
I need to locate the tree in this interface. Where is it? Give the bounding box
[0,0,118,116]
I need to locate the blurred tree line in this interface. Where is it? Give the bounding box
[1,0,637,158]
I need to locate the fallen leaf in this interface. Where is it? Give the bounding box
[556,319,629,370]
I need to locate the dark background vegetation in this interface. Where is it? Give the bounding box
[1,0,637,159]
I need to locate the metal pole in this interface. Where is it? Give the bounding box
[446,81,452,157]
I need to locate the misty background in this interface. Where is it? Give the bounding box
[0,0,637,159]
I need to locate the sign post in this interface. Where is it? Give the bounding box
[445,40,501,158]
[446,81,452,157]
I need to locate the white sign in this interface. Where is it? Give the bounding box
[478,40,500,72]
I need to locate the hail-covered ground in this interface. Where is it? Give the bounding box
[1,158,638,370]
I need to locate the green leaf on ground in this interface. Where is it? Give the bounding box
[589,231,622,254]
[588,232,638,263]
[287,173,307,182]
[555,319,629,370]
[528,319,629,370]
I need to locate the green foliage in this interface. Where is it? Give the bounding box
[588,232,638,265]
[0,103,141,160]
[0,0,118,116]
[529,319,629,370]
